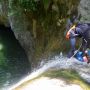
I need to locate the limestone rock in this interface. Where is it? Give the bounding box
[78,0,90,23]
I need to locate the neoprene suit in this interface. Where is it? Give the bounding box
[67,23,90,58]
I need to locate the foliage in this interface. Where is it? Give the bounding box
[18,0,38,12]
[42,0,51,10]
[6,0,80,60]
[8,0,80,26]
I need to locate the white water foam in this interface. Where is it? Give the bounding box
[8,55,90,90]
[8,56,70,90]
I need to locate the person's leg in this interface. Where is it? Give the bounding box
[82,29,90,63]
[82,29,90,51]
[70,38,76,51]
[87,39,90,48]
[87,39,90,63]
[86,28,90,48]
[80,39,87,52]
[67,38,76,58]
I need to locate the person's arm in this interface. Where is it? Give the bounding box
[66,25,77,39]
[70,30,79,37]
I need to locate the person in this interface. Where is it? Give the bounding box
[66,23,90,63]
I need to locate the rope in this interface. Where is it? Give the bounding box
[68,39,83,60]
[65,42,82,66]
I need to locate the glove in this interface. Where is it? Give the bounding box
[66,32,70,39]
[83,56,88,62]
[66,25,76,40]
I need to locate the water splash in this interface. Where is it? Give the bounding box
[8,55,90,90]
[8,56,69,90]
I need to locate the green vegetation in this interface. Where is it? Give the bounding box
[0,0,81,62]
[1,0,90,89]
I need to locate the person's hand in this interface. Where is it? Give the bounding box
[83,56,88,62]
[70,25,76,30]
[66,31,70,39]
[66,25,76,40]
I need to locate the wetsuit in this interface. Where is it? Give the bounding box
[68,23,90,58]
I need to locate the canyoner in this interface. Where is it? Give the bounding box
[66,23,90,63]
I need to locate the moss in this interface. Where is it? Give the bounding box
[14,69,90,90]
[43,69,90,90]
[0,0,81,66]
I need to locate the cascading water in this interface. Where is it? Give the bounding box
[9,55,90,90]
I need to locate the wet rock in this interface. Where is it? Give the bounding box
[78,0,90,23]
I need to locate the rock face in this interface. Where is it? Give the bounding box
[0,0,9,25]
[0,0,34,65]
[8,11,34,64]
[0,0,90,68]
[78,0,90,23]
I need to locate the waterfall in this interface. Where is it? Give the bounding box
[8,55,90,90]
